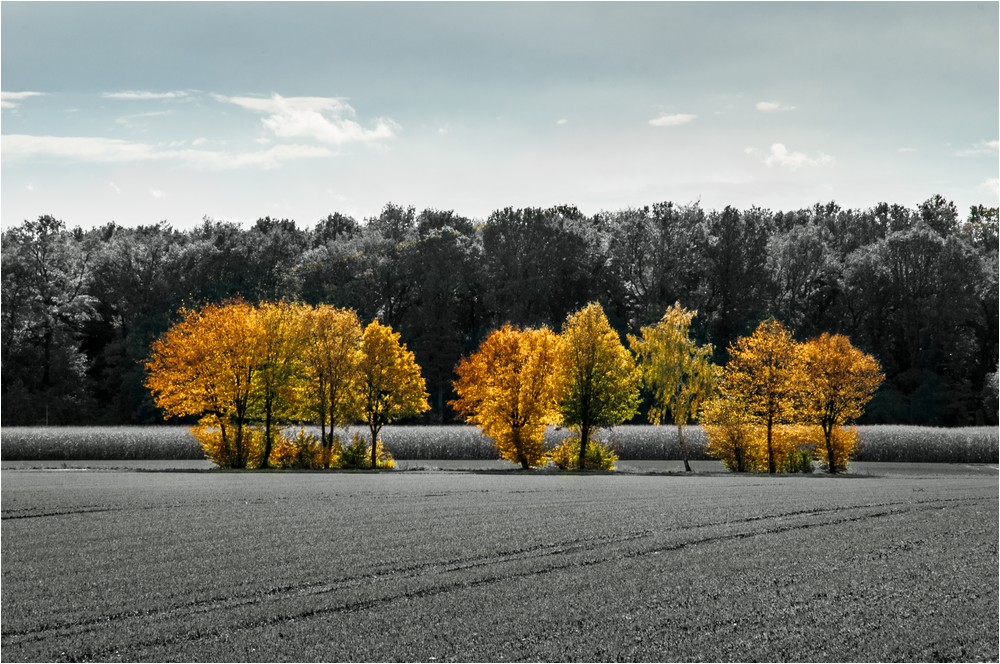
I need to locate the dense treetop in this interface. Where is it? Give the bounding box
[2,196,997,426]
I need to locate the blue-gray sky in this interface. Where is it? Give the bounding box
[2,1,997,228]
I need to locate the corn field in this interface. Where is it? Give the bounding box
[1,424,996,464]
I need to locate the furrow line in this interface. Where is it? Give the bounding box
[21,499,974,662]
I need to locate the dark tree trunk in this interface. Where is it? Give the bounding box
[679,424,692,472]
[767,416,775,474]
[369,422,379,469]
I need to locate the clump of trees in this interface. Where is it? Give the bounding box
[452,303,639,470]
[145,300,428,468]
[703,320,883,473]
[453,304,881,474]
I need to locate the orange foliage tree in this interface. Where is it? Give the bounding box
[144,299,264,468]
[557,302,641,468]
[798,333,883,473]
[451,324,563,469]
[357,320,430,468]
[721,319,801,474]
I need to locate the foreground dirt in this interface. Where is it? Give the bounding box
[2,469,997,662]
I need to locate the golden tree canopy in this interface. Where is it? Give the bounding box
[357,319,430,465]
[300,304,364,433]
[721,318,801,473]
[145,299,263,424]
[557,301,641,465]
[799,333,884,428]
[451,323,563,469]
[144,299,264,467]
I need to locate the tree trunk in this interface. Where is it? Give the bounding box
[260,398,273,469]
[824,423,836,474]
[369,423,379,469]
[514,429,529,469]
[766,416,775,474]
[679,424,692,472]
[321,418,328,469]
[578,421,590,469]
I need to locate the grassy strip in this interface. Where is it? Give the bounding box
[1,424,996,463]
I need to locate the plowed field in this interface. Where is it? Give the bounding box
[2,467,997,662]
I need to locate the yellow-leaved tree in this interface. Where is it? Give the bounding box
[557,302,641,468]
[300,305,364,468]
[451,324,563,469]
[629,302,717,472]
[722,319,801,474]
[798,333,883,473]
[145,300,264,468]
[253,301,310,468]
[357,320,430,468]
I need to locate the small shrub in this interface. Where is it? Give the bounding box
[191,421,264,469]
[773,425,818,474]
[546,436,617,471]
[269,429,324,469]
[339,433,394,469]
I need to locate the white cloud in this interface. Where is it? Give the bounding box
[982,178,999,197]
[197,144,333,169]
[3,135,159,161]
[109,182,122,194]
[217,94,399,145]
[438,127,449,135]
[764,143,835,170]
[149,189,167,199]
[756,101,796,112]
[956,139,999,157]
[648,113,696,127]
[102,91,189,100]
[556,118,568,126]
[115,110,174,126]
[1,134,333,169]
[1,91,46,109]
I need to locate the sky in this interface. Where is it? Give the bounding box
[2,1,998,230]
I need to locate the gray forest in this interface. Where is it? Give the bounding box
[2,194,997,427]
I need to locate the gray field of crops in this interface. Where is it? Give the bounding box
[2,424,998,464]
[2,467,997,662]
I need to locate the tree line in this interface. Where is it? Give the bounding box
[144,298,882,473]
[2,195,997,427]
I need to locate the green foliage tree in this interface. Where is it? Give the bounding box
[630,303,717,472]
[557,302,641,468]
